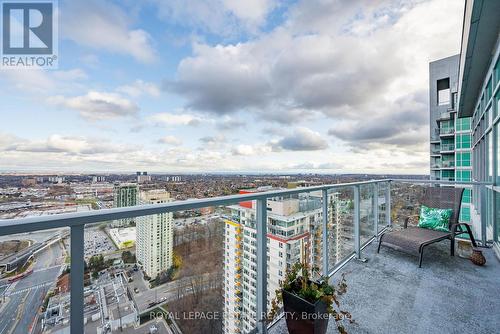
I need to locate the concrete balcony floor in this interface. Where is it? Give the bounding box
[269,240,500,334]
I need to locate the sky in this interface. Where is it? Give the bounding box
[0,0,465,174]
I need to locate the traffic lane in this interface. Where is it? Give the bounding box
[0,292,26,334]
[14,266,60,291]
[13,285,48,334]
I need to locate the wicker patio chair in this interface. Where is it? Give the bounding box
[377,187,477,267]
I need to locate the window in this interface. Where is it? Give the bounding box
[495,56,500,86]
[460,206,471,223]
[456,134,471,149]
[456,117,471,132]
[456,170,471,181]
[462,189,471,203]
[437,78,450,105]
[456,152,471,167]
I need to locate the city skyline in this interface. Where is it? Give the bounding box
[0,0,464,174]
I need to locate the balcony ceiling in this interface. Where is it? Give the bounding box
[458,0,500,117]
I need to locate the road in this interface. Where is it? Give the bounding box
[0,240,64,334]
[133,272,219,312]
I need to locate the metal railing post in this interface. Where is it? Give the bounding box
[354,185,361,259]
[480,185,487,245]
[373,183,379,238]
[256,198,268,334]
[385,181,391,227]
[70,224,85,334]
[322,189,329,276]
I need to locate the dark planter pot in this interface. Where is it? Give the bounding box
[282,289,329,334]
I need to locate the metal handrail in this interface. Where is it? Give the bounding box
[0,178,492,334]
[0,179,386,236]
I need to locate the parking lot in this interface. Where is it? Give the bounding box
[84,228,116,257]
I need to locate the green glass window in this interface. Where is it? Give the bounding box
[456,117,471,131]
[462,152,471,167]
[497,122,500,182]
[459,206,471,223]
[456,170,467,181]
[462,189,471,203]
[495,90,499,121]
[456,134,471,149]
[495,56,500,86]
[486,77,492,102]
[441,170,455,180]
[456,154,471,169]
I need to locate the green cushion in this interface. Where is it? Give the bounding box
[417,205,452,232]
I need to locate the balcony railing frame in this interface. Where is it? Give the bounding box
[0,178,492,334]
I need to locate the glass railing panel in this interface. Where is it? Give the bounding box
[266,187,361,330]
[389,181,427,229]
[377,182,388,233]
[359,184,375,246]
[327,186,355,269]
[119,204,227,334]
[0,224,70,334]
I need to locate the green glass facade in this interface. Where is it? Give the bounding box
[455,116,473,222]
[468,42,500,247]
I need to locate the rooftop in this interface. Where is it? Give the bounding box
[269,240,500,334]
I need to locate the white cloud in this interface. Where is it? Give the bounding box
[62,0,157,63]
[231,144,255,156]
[274,127,328,151]
[79,54,100,68]
[158,136,183,146]
[149,112,204,126]
[168,0,462,161]
[117,80,160,98]
[48,91,139,121]
[216,116,246,130]
[3,134,131,155]
[1,0,464,175]
[231,143,272,156]
[152,0,276,36]
[1,68,87,94]
[198,135,227,149]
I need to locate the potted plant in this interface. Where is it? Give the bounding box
[269,262,352,334]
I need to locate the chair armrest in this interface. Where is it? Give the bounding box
[404,215,420,228]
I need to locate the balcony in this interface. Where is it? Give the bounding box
[441,161,455,168]
[269,242,500,334]
[430,148,441,156]
[0,179,496,334]
[439,128,455,136]
[440,144,455,152]
[430,163,441,169]
[438,111,452,120]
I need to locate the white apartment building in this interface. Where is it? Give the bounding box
[136,189,173,278]
[222,188,329,334]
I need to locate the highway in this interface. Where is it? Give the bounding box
[0,240,64,334]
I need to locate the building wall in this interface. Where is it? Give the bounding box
[469,41,500,244]
[223,194,322,334]
[136,190,173,278]
[113,184,138,227]
[429,55,472,223]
